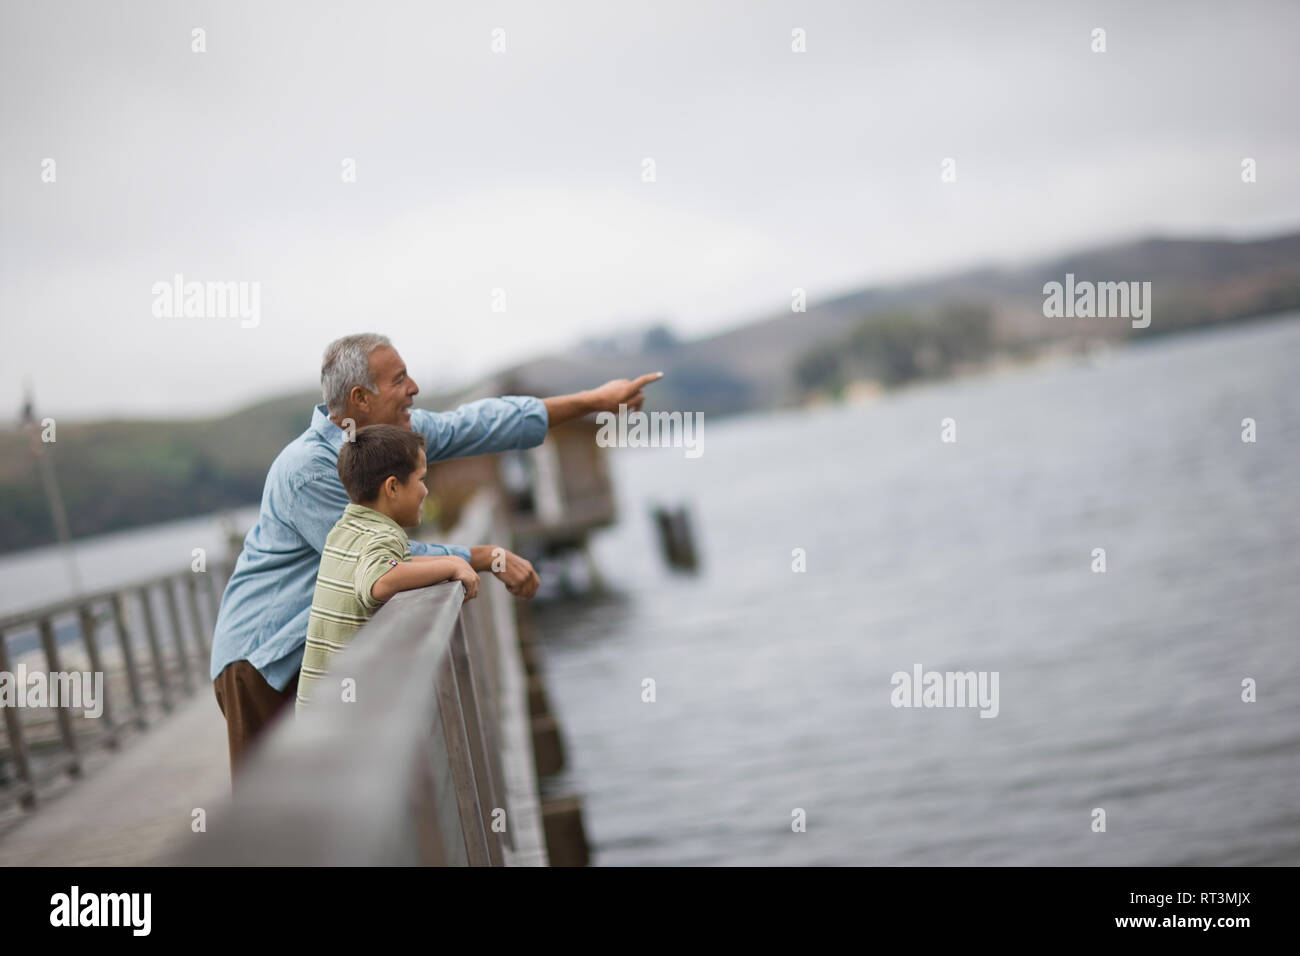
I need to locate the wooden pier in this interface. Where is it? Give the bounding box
[0,563,228,822]
[0,491,586,866]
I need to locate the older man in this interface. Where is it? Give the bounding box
[211,332,659,779]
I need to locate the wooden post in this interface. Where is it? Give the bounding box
[78,603,119,748]
[464,595,515,852]
[531,713,564,776]
[38,616,81,776]
[161,581,195,695]
[435,651,491,866]
[450,619,505,865]
[0,631,38,808]
[541,794,591,866]
[111,592,148,728]
[468,596,513,851]
[407,730,451,865]
[136,587,172,713]
[184,575,210,657]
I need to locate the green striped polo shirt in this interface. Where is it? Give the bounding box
[295,503,411,713]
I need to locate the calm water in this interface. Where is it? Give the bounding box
[536,314,1300,865]
[0,507,258,618]
[0,506,257,659]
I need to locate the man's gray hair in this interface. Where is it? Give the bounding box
[321,333,392,417]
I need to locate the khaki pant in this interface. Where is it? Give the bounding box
[213,660,298,787]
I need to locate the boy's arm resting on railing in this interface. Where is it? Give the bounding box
[372,556,479,604]
[467,544,540,598]
[409,541,537,597]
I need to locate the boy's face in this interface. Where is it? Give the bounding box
[390,449,429,527]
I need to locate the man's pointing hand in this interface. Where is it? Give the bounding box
[587,372,664,415]
[541,372,664,426]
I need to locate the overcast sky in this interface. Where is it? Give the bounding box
[3,0,1298,421]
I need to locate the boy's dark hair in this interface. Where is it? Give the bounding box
[337,424,426,504]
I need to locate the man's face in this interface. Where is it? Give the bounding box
[356,346,419,428]
[392,449,429,528]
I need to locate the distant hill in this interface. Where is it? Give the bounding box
[490,230,1300,415]
[3,229,1298,554]
[0,392,317,554]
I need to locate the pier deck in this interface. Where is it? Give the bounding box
[0,688,227,866]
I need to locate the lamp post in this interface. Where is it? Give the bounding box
[21,384,84,599]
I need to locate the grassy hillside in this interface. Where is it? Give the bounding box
[0,392,317,553]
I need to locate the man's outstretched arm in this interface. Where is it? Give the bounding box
[415,372,664,462]
[543,372,663,427]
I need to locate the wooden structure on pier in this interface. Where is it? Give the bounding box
[425,374,616,557]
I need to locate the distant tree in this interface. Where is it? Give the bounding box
[851,311,926,385]
[933,302,994,363]
[795,345,843,391]
[795,302,996,396]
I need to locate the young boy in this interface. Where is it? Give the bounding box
[295,424,479,713]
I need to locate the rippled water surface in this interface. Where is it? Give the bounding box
[536,315,1300,865]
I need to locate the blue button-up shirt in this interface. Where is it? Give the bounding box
[209,397,548,691]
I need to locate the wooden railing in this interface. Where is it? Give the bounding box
[176,493,549,866]
[0,562,231,813]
